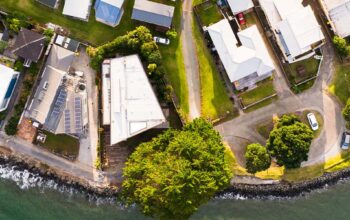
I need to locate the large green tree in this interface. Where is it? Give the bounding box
[267,115,314,169]
[245,143,271,174]
[122,118,232,219]
[333,36,350,58]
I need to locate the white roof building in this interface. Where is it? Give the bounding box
[207,19,275,85]
[227,0,254,14]
[0,64,19,112]
[63,0,92,21]
[102,55,165,145]
[320,0,350,38]
[260,0,324,63]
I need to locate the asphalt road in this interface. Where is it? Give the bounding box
[216,40,344,167]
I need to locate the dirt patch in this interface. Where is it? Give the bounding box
[17,117,37,142]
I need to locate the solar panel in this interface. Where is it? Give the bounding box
[64,109,71,133]
[74,97,82,134]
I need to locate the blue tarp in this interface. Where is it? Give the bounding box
[95,0,123,26]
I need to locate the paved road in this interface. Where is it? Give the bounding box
[181,0,201,120]
[216,40,344,167]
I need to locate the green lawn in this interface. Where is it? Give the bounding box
[283,57,320,84]
[329,63,350,105]
[0,0,139,45]
[192,15,236,120]
[42,131,80,159]
[194,2,223,27]
[239,78,276,107]
[158,0,189,120]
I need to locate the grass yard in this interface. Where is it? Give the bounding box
[256,118,274,139]
[283,57,320,85]
[299,110,324,138]
[192,14,236,120]
[42,131,80,159]
[0,0,140,45]
[239,78,276,107]
[329,63,350,105]
[158,0,189,120]
[194,1,223,27]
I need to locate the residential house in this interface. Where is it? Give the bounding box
[102,54,166,145]
[95,0,125,27]
[227,0,254,15]
[36,0,59,8]
[207,19,275,90]
[63,0,92,21]
[131,0,175,30]
[11,28,46,67]
[319,0,350,38]
[0,64,19,112]
[260,0,325,63]
[27,45,88,136]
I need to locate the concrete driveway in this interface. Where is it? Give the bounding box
[216,40,345,167]
[181,0,201,120]
[71,47,99,170]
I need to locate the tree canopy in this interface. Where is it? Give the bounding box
[333,36,350,58]
[245,143,271,174]
[122,118,232,219]
[267,114,314,169]
[342,98,350,129]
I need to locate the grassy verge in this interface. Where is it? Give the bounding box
[298,110,324,138]
[328,62,350,105]
[158,0,189,120]
[192,14,236,120]
[42,131,80,158]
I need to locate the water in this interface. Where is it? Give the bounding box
[1,163,350,220]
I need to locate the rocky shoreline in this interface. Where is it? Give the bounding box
[220,169,350,198]
[3,145,350,200]
[0,147,118,199]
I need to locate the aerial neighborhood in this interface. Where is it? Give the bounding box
[0,0,350,218]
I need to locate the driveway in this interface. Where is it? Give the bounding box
[71,47,99,172]
[181,0,201,120]
[216,40,344,167]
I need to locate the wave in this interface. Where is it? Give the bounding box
[0,163,117,205]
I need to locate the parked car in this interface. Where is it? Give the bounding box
[307,113,319,131]
[237,13,246,25]
[153,36,170,45]
[341,132,350,150]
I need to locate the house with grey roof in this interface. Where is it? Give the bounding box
[11,28,46,67]
[36,0,59,8]
[131,0,174,29]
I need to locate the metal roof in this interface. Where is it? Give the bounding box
[95,0,124,26]
[132,0,174,28]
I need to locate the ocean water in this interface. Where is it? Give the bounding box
[1,163,350,220]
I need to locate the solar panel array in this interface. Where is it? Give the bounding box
[74,97,82,134]
[64,109,71,133]
[46,88,67,131]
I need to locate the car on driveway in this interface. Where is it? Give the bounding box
[341,132,350,150]
[237,13,246,25]
[307,113,319,131]
[153,36,170,45]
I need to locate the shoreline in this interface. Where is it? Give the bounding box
[2,145,350,200]
[0,146,118,199]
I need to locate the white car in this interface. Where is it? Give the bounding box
[153,36,170,45]
[307,113,319,131]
